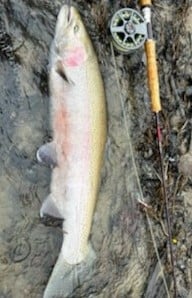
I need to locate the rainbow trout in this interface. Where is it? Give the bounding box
[37,4,106,265]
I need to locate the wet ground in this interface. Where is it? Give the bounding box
[0,0,192,297]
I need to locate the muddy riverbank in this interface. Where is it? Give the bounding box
[0,1,192,297]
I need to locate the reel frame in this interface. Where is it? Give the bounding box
[110,8,147,54]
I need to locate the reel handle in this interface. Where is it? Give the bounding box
[139,0,152,7]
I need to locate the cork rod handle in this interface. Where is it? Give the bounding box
[145,40,161,113]
[139,0,152,7]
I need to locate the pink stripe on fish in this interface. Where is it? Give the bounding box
[53,105,70,159]
[63,46,86,67]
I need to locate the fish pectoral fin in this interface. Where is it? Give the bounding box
[36,142,57,168]
[55,60,74,85]
[40,194,63,219]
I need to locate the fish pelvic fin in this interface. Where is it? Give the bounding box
[36,142,57,168]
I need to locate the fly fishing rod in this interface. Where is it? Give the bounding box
[139,2,177,297]
[110,1,177,296]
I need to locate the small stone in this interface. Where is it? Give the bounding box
[143,148,153,159]
[177,260,186,271]
[169,114,183,132]
[186,86,192,97]
[178,153,192,177]
[179,140,188,155]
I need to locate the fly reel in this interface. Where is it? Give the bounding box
[110,8,147,54]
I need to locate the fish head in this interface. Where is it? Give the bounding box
[53,5,94,68]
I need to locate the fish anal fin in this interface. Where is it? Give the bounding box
[40,194,63,219]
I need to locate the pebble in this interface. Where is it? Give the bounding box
[186,86,192,97]
[178,152,192,177]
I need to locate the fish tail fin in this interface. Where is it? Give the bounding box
[43,243,96,298]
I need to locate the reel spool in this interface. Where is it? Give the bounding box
[110,8,147,54]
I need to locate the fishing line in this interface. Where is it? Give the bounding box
[140,1,176,296]
[110,41,170,297]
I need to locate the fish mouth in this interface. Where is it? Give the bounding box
[66,1,71,23]
[61,4,72,27]
[53,5,73,56]
[55,4,72,33]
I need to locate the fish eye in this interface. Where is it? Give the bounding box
[74,24,79,33]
